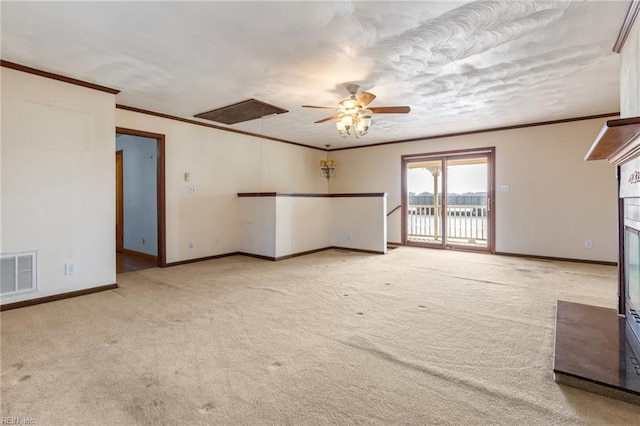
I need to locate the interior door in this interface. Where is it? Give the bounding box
[115,150,124,252]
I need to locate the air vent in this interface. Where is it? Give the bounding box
[1,252,37,296]
[194,99,288,125]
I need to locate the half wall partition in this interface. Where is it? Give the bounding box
[237,192,387,260]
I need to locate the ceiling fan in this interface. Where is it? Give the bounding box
[303,84,411,138]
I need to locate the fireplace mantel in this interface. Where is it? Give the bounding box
[584,116,640,164]
[553,115,640,405]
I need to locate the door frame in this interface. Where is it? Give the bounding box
[401,147,496,253]
[115,150,124,252]
[115,127,167,267]
[403,155,448,249]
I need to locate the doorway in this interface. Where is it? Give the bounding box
[401,148,495,253]
[116,150,124,252]
[115,127,166,272]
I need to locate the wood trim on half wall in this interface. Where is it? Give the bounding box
[236,192,387,198]
[166,246,387,266]
[0,60,120,94]
[115,127,167,267]
[165,252,240,267]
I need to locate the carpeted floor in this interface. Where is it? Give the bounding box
[2,247,640,425]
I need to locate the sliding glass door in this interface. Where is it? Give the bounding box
[406,158,445,248]
[402,148,495,252]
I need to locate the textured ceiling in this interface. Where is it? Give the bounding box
[0,1,630,149]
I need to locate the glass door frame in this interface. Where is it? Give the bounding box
[401,147,496,253]
[404,156,447,249]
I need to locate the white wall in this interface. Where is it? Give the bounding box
[620,16,640,118]
[331,196,387,253]
[117,109,328,263]
[116,134,158,256]
[1,69,328,303]
[238,197,276,258]
[2,53,623,307]
[275,197,331,258]
[239,194,386,258]
[329,118,618,262]
[1,68,116,304]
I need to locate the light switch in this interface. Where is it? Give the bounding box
[65,263,76,275]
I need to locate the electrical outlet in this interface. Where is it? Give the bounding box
[188,186,196,194]
[142,237,146,245]
[585,240,593,249]
[501,185,510,193]
[65,263,76,275]
[188,241,194,249]
[347,233,352,240]
[215,239,219,246]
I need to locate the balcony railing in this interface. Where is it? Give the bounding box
[407,204,488,243]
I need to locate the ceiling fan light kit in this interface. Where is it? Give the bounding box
[303,84,410,139]
[336,111,372,138]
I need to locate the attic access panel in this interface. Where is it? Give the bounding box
[194,99,288,125]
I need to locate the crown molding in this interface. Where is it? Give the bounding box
[330,113,620,152]
[614,0,640,53]
[116,104,325,152]
[0,60,120,94]
[2,60,622,154]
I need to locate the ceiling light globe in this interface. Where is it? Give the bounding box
[336,119,348,138]
[341,115,353,135]
[360,115,372,131]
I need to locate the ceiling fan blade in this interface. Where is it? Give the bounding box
[368,106,411,114]
[315,114,340,124]
[302,105,336,110]
[355,92,376,108]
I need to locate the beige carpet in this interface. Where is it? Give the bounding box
[2,247,640,425]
